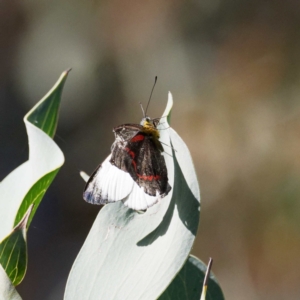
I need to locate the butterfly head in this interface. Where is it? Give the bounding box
[140,117,160,139]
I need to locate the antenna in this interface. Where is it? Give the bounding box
[139,102,145,118]
[144,76,157,117]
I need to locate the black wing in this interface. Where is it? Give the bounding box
[112,124,142,144]
[110,127,171,197]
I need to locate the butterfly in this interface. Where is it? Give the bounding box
[83,78,171,210]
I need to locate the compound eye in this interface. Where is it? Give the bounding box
[146,117,150,122]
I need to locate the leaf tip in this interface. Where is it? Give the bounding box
[17,204,34,231]
[203,257,213,286]
[200,257,214,300]
[161,92,173,125]
[80,171,89,183]
[65,68,72,74]
[167,91,173,110]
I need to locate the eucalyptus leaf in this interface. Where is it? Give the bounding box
[0,70,69,294]
[65,93,201,300]
[0,265,22,300]
[0,70,69,242]
[159,255,224,300]
[0,206,33,286]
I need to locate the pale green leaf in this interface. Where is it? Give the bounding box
[0,265,22,300]
[0,70,69,293]
[64,92,201,300]
[0,70,69,241]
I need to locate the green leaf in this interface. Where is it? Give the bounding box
[64,93,201,300]
[0,206,33,286]
[159,255,225,300]
[0,70,69,290]
[0,265,22,300]
[13,169,59,228]
[26,69,70,138]
[0,70,68,242]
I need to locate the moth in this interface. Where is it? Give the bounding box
[83,78,171,210]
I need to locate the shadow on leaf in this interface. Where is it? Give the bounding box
[137,149,200,246]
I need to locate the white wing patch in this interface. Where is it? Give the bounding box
[122,184,161,211]
[84,155,134,205]
[84,156,163,210]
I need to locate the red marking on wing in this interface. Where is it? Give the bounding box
[132,160,137,170]
[125,147,135,159]
[137,174,161,181]
[131,134,145,142]
[125,146,161,181]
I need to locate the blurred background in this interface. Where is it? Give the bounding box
[1,0,300,299]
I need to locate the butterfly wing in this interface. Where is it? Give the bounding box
[84,124,142,205]
[132,136,171,196]
[111,124,171,197]
[121,136,171,210]
[109,124,143,177]
[83,155,134,205]
[112,124,142,146]
[84,123,171,210]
